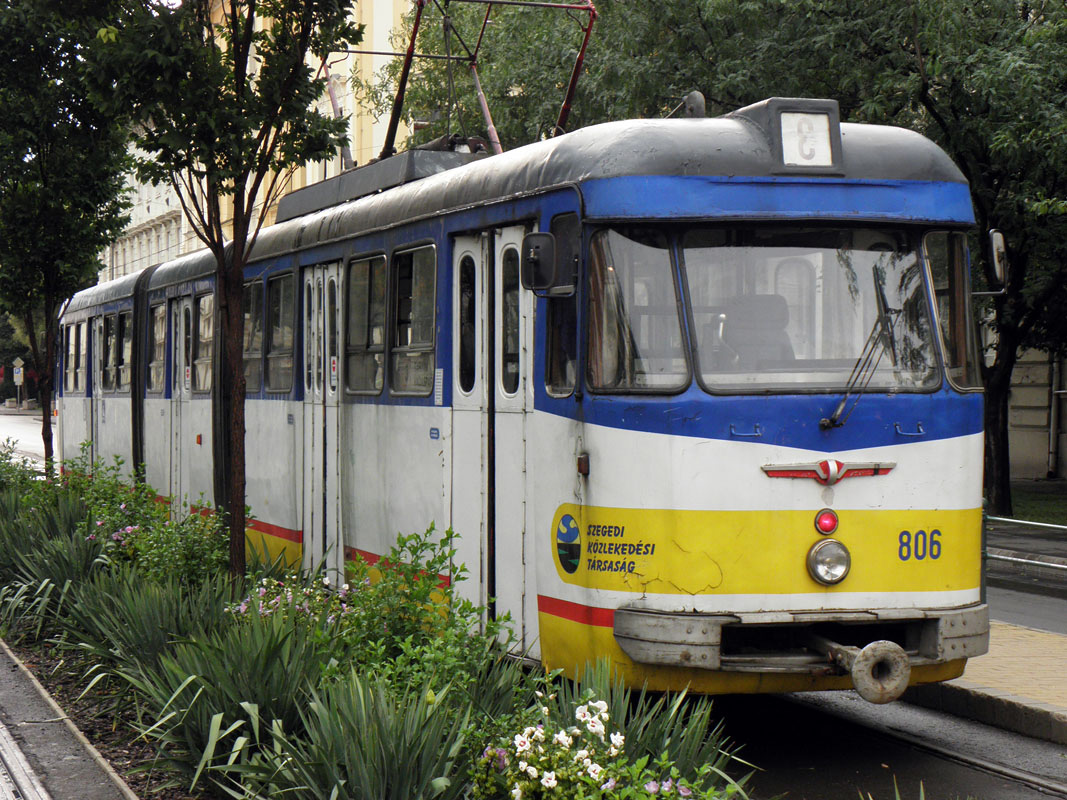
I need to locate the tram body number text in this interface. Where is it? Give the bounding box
[898,529,941,561]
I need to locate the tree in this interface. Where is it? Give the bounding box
[0,1,130,469]
[368,0,1067,514]
[92,0,362,574]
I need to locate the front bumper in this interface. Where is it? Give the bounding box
[614,603,989,674]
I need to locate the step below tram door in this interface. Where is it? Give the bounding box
[302,262,343,579]
[451,226,532,649]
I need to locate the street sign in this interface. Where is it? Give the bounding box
[13,367,22,386]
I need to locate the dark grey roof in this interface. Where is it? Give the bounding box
[249,115,966,262]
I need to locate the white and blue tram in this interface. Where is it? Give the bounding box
[59,98,989,702]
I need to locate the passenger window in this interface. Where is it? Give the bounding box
[193,295,213,392]
[545,214,580,396]
[148,305,166,392]
[304,287,314,392]
[101,315,115,390]
[266,274,295,391]
[346,255,387,393]
[64,326,76,392]
[501,247,520,395]
[458,255,477,394]
[586,227,688,392]
[76,322,86,392]
[243,282,263,392]
[391,245,436,395]
[118,312,133,391]
[327,278,338,392]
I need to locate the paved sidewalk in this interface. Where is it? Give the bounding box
[904,621,1067,745]
[0,641,136,800]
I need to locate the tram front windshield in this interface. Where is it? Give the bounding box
[585,225,977,394]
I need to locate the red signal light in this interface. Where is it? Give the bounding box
[815,508,839,535]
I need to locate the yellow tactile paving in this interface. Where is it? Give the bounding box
[958,621,1067,710]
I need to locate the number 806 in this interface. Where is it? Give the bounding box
[898,529,941,561]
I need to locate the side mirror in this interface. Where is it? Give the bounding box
[989,230,1007,286]
[521,232,556,291]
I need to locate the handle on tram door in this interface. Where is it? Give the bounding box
[894,422,925,437]
[729,423,763,438]
[577,452,590,476]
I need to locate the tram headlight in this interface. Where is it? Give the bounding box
[807,539,851,585]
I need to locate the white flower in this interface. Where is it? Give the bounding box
[609,746,619,757]
[532,727,545,741]
[541,771,557,789]
[535,690,544,698]
[587,763,603,780]
[574,749,589,762]
[587,717,606,738]
[553,730,572,748]
[575,704,591,722]
[518,761,527,771]
[511,784,523,800]
[514,734,531,753]
[591,700,608,714]
[610,731,625,749]
[526,766,538,779]
[541,706,550,717]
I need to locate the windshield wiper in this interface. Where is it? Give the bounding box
[820,268,898,430]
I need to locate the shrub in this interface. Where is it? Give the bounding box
[216,675,472,800]
[119,502,228,585]
[128,598,335,785]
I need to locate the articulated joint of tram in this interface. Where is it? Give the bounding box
[613,603,989,704]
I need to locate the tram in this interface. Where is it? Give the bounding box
[58,97,989,703]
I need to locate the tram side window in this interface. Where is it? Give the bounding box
[116,312,133,391]
[391,245,435,395]
[243,281,263,392]
[458,255,477,394]
[77,323,86,391]
[266,274,295,391]
[101,315,115,390]
[64,326,78,392]
[346,256,386,393]
[502,247,520,394]
[193,294,213,392]
[586,227,688,392]
[926,231,981,389]
[147,305,166,392]
[545,213,579,397]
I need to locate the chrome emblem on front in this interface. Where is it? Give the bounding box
[761,459,895,486]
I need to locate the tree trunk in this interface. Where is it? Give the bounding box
[218,250,247,577]
[984,370,1013,517]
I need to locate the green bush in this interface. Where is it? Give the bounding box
[119,503,229,585]
[128,599,334,785]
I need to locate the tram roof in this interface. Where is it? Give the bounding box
[247,111,967,263]
[69,101,970,308]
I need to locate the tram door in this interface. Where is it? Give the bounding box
[169,298,193,504]
[302,263,343,577]
[89,316,104,464]
[451,227,531,647]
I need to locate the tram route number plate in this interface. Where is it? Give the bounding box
[898,529,942,561]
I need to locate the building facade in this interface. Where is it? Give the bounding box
[100,0,407,283]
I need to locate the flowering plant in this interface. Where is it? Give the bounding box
[470,691,742,799]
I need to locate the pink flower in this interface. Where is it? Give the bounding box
[678,786,692,797]
[645,781,660,794]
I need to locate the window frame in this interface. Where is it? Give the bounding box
[265,272,296,393]
[192,293,213,394]
[242,280,264,394]
[389,242,437,397]
[146,304,167,394]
